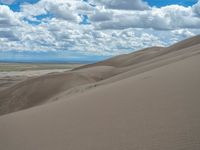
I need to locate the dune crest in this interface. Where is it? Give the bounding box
[0,35,200,116]
[0,35,200,150]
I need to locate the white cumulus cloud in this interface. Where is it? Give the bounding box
[90,0,150,10]
[0,0,200,57]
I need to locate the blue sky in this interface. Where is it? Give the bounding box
[0,0,200,63]
[147,0,198,7]
[1,0,39,11]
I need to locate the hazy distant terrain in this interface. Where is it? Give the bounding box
[0,63,82,91]
[0,63,82,72]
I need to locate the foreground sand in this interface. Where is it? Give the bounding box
[0,36,200,150]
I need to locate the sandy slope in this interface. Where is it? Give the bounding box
[2,36,199,115]
[0,66,118,115]
[0,35,200,150]
[0,69,72,92]
[0,50,200,150]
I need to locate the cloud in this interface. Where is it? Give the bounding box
[0,30,19,41]
[172,29,195,38]
[94,5,200,30]
[20,0,82,22]
[90,8,113,22]
[192,1,200,16]
[0,0,200,58]
[0,5,20,27]
[90,0,150,10]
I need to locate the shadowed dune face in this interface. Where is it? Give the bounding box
[0,35,200,116]
[0,36,200,150]
[0,73,93,115]
[0,66,117,115]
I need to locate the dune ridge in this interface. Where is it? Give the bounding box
[0,35,200,116]
[0,35,200,150]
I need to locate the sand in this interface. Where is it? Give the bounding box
[0,69,72,91]
[0,35,200,150]
[0,63,82,91]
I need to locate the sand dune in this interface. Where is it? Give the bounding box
[0,66,117,115]
[0,35,200,150]
[74,46,164,69]
[75,35,200,70]
[2,36,199,116]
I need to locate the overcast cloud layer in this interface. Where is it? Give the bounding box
[0,0,200,57]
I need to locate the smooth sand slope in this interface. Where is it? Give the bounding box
[1,36,200,115]
[0,35,200,150]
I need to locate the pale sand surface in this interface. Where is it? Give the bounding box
[0,69,70,77]
[0,35,200,150]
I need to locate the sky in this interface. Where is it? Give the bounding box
[0,0,200,62]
